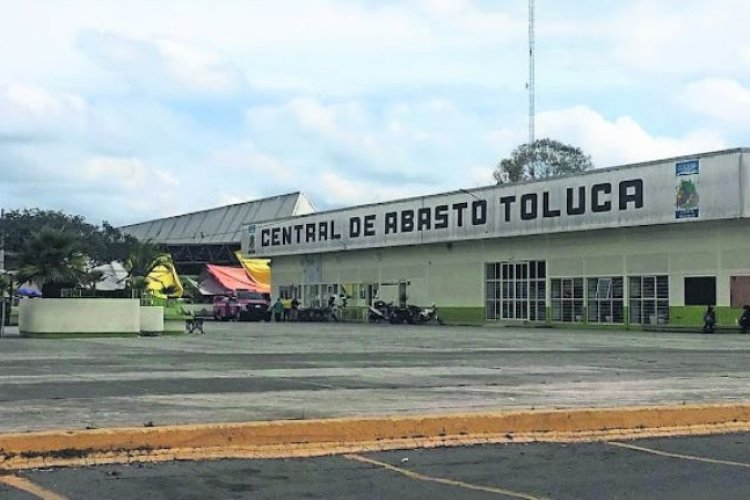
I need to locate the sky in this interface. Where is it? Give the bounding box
[0,0,748,226]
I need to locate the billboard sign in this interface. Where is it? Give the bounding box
[247,152,743,257]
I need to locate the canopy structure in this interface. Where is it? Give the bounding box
[235,252,270,289]
[199,264,269,296]
[146,259,184,299]
[93,262,128,291]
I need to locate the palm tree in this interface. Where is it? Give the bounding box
[123,241,171,299]
[80,269,104,296]
[16,227,86,298]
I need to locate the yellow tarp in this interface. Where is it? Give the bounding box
[235,251,271,288]
[146,259,184,298]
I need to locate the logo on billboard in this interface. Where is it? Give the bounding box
[675,160,699,219]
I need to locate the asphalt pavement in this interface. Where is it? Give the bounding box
[4,432,750,499]
[2,322,750,432]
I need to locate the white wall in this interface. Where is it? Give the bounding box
[19,299,141,334]
[270,218,750,308]
[139,306,165,333]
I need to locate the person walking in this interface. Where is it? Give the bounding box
[739,305,750,334]
[702,305,716,334]
[271,297,284,322]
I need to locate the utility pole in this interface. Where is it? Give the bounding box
[528,0,535,145]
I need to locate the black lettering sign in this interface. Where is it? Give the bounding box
[294,224,304,243]
[363,214,376,236]
[566,187,586,215]
[401,210,414,232]
[521,193,537,220]
[318,221,328,241]
[282,227,292,245]
[592,183,612,212]
[349,217,361,238]
[471,200,487,225]
[261,228,270,247]
[434,205,449,229]
[331,221,342,239]
[417,208,431,231]
[499,196,516,222]
[271,227,280,246]
[385,212,398,234]
[542,192,560,218]
[619,179,643,210]
[452,202,468,227]
[305,223,316,243]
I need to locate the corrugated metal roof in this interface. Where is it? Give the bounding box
[120,192,315,245]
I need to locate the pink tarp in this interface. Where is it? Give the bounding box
[199,264,270,295]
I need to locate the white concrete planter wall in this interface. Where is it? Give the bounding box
[19,299,141,335]
[139,306,165,334]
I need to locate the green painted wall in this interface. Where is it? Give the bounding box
[669,306,743,327]
[437,307,485,325]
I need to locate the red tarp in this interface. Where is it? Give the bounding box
[200,264,270,295]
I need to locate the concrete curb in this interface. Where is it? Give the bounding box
[2,403,750,470]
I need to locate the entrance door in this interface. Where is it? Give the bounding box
[398,282,408,307]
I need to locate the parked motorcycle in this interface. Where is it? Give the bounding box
[368,300,394,323]
[414,304,443,325]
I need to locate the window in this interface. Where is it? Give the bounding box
[684,277,716,306]
[731,276,750,308]
[629,275,669,324]
[551,278,584,322]
[587,277,624,323]
[278,285,299,300]
[485,261,546,321]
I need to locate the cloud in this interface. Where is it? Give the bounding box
[316,171,434,207]
[537,106,727,167]
[76,30,244,96]
[82,156,181,216]
[680,78,750,124]
[607,1,750,76]
[0,82,86,139]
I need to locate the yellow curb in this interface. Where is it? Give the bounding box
[2,403,750,470]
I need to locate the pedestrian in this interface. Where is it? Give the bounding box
[282,297,292,321]
[702,305,716,334]
[290,297,300,322]
[272,297,284,322]
[739,305,750,334]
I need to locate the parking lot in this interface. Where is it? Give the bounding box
[2,322,750,433]
[3,432,750,499]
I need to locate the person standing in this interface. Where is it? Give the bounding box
[272,297,284,322]
[290,297,300,322]
[702,305,716,334]
[739,305,750,334]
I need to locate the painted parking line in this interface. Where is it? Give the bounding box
[607,441,750,469]
[344,453,545,500]
[0,474,68,500]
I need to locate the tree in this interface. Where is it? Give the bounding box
[123,240,171,298]
[16,227,87,298]
[0,209,138,268]
[494,138,593,184]
[80,269,105,293]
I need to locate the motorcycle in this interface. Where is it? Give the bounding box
[414,304,443,325]
[368,300,394,323]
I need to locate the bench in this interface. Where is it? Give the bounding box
[185,317,205,335]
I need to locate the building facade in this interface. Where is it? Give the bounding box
[120,192,314,274]
[244,149,750,327]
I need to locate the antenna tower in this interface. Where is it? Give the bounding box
[528,0,535,144]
